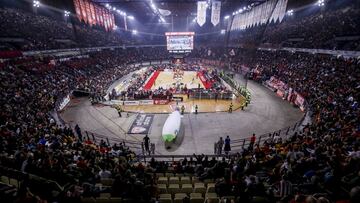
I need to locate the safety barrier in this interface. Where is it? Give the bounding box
[84,130,155,156]
[226,111,310,153]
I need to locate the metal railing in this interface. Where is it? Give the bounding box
[84,130,156,156]
[227,111,310,153]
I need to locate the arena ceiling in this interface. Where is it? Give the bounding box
[89,0,316,33]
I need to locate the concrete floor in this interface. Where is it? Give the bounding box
[61,74,303,155]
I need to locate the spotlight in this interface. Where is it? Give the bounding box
[64,10,70,17]
[317,0,325,7]
[287,10,293,16]
[221,29,226,34]
[127,15,134,20]
[224,15,230,20]
[33,0,40,8]
[132,30,137,35]
[151,3,156,10]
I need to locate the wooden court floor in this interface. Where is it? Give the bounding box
[121,94,245,113]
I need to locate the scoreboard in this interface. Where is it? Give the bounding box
[165,32,195,53]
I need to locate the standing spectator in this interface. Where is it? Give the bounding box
[224,136,231,155]
[249,133,256,150]
[217,137,224,155]
[74,124,82,141]
[143,135,150,155]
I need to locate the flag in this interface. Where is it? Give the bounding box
[229,49,235,56]
[197,1,207,26]
[211,1,221,26]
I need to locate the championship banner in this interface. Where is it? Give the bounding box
[90,2,96,25]
[73,0,82,21]
[128,114,154,134]
[211,1,221,26]
[197,1,207,27]
[79,0,87,23]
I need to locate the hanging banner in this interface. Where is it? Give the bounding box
[211,1,221,26]
[73,0,82,21]
[124,15,127,31]
[197,1,207,27]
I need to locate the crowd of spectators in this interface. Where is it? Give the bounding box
[0,1,359,201]
[229,0,360,50]
[0,7,161,51]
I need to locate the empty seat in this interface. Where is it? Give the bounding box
[181,184,193,194]
[159,196,172,203]
[158,177,169,185]
[158,184,168,194]
[175,193,187,198]
[9,178,19,188]
[168,184,180,195]
[194,184,206,195]
[194,183,205,188]
[206,183,215,193]
[192,177,200,184]
[165,173,174,178]
[205,193,218,198]
[169,177,180,184]
[190,193,202,198]
[0,176,9,184]
[174,193,188,203]
[190,197,204,203]
[180,176,191,184]
[159,194,172,199]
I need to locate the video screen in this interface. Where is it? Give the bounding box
[165,32,194,52]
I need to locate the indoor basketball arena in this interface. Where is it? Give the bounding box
[0,0,359,203]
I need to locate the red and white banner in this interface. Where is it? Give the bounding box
[73,0,115,31]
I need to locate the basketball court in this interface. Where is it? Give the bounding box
[151,70,204,90]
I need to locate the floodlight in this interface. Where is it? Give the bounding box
[33,0,40,8]
[64,10,70,17]
[317,0,325,7]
